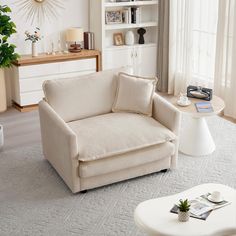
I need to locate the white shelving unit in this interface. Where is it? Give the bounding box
[90,0,158,76]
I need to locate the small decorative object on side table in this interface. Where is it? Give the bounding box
[66,27,83,53]
[25,27,41,57]
[177,199,191,222]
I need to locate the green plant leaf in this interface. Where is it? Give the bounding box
[0,4,18,68]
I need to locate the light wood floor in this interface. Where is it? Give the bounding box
[0,108,41,152]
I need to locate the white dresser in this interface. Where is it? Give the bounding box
[11,50,101,111]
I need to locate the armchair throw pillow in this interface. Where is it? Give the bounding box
[112,72,157,116]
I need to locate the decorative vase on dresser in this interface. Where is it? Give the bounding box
[32,42,38,57]
[89,0,158,77]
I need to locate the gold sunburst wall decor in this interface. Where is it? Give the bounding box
[16,0,65,25]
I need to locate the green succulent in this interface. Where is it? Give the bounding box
[177,199,191,212]
[0,4,19,68]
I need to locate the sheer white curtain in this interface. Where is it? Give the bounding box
[168,0,194,96]
[214,0,236,119]
[168,0,218,95]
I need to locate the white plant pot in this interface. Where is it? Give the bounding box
[0,68,7,113]
[0,125,3,150]
[125,31,135,45]
[178,210,190,222]
[32,42,38,57]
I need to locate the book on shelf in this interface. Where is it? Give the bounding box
[130,7,141,24]
[170,193,231,221]
[195,101,214,113]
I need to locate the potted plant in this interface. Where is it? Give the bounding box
[0,4,19,112]
[177,199,191,222]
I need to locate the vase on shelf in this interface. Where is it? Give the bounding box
[32,42,38,57]
[125,31,135,45]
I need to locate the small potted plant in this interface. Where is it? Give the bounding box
[177,199,191,222]
[25,27,41,57]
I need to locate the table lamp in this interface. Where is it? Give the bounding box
[66,27,83,53]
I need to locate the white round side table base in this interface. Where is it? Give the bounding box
[179,117,215,156]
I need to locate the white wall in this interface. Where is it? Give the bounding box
[2,0,89,105]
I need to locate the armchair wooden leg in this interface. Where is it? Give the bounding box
[80,190,87,194]
[160,169,168,173]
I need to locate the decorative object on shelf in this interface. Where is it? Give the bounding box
[177,199,191,222]
[113,33,124,46]
[0,125,3,150]
[16,0,65,25]
[131,7,141,23]
[0,4,19,113]
[187,85,213,101]
[125,31,135,45]
[25,27,41,57]
[66,28,83,53]
[51,42,55,55]
[105,10,123,24]
[137,28,146,44]
[84,32,95,50]
[57,40,62,54]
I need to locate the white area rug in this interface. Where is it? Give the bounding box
[0,116,236,236]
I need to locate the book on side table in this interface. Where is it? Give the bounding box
[170,193,231,220]
[195,102,214,113]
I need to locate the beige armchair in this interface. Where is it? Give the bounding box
[39,68,181,193]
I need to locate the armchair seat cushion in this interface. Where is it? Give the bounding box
[67,113,176,162]
[79,142,175,178]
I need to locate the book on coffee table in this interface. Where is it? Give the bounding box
[170,193,231,221]
[170,204,212,220]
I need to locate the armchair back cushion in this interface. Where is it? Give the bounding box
[43,67,131,122]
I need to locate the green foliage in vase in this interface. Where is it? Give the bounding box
[0,5,19,68]
[177,199,191,212]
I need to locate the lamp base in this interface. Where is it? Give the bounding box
[68,43,82,53]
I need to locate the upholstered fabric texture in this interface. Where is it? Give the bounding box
[112,73,158,116]
[67,112,176,161]
[43,67,131,122]
[39,68,180,193]
[79,143,175,178]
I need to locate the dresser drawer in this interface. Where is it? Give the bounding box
[59,58,96,73]
[20,91,44,106]
[19,62,60,79]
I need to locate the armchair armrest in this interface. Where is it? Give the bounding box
[152,93,181,135]
[38,100,80,193]
[152,93,181,169]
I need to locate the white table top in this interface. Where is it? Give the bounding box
[165,95,225,118]
[134,183,236,236]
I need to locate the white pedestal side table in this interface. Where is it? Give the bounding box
[134,183,236,236]
[168,95,225,156]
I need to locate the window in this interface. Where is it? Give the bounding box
[192,0,219,87]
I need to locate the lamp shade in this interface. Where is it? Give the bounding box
[66,27,83,42]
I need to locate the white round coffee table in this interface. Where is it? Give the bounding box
[134,183,236,236]
[170,95,225,156]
